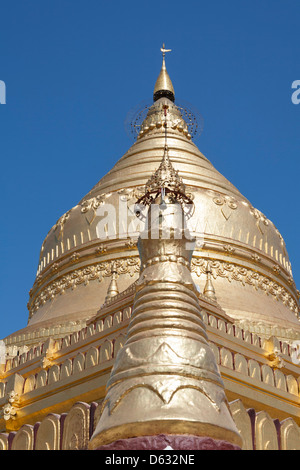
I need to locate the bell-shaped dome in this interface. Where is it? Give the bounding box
[6,50,300,346]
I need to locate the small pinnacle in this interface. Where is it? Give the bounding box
[104,262,119,303]
[203,261,217,301]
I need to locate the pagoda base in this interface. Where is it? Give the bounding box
[94,434,241,450]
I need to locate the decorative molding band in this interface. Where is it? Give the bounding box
[28,258,140,318]
[191,257,299,315]
[28,255,298,321]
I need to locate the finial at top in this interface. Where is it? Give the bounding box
[153,43,175,102]
[161,43,172,58]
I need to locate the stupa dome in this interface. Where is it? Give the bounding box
[7,52,300,346]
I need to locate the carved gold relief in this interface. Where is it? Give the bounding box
[95,244,107,255]
[10,424,34,450]
[117,188,144,201]
[191,258,298,315]
[41,356,53,370]
[249,206,269,235]
[1,391,19,422]
[61,402,90,450]
[211,193,238,221]
[273,265,281,274]
[125,238,137,248]
[81,193,112,225]
[28,254,299,318]
[28,259,140,315]
[35,414,61,450]
[223,244,236,253]
[255,411,279,450]
[70,252,80,263]
[54,210,71,241]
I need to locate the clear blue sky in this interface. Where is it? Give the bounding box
[0,0,299,338]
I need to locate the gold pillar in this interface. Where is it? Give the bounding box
[89,193,242,449]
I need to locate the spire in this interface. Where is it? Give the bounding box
[203,261,217,301]
[89,183,242,451]
[104,262,119,303]
[144,144,186,198]
[153,44,175,102]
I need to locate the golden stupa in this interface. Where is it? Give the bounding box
[0,46,299,450]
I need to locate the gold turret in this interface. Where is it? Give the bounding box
[153,44,175,102]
